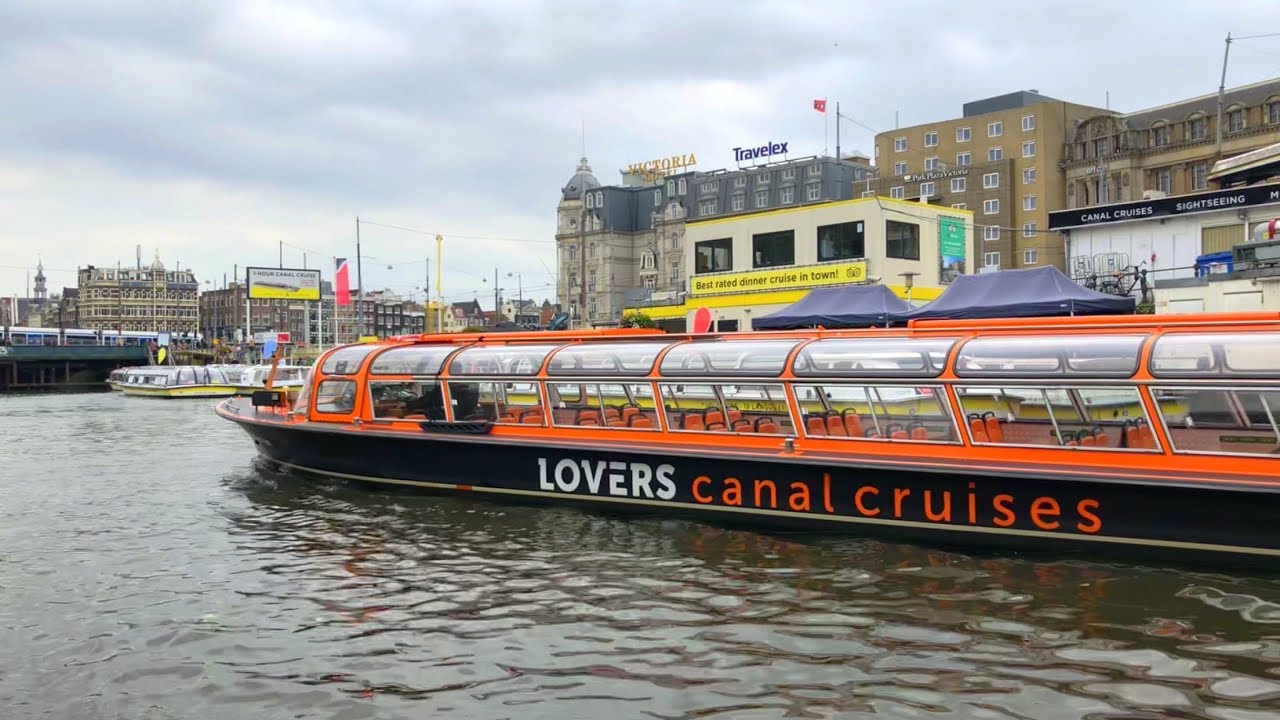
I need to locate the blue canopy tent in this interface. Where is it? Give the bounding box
[752,284,911,329]
[888,266,1135,323]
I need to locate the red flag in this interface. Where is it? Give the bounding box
[334,257,351,307]
[813,99,827,113]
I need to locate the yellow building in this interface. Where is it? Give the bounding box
[625,197,974,331]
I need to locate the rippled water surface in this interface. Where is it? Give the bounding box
[3,393,1280,719]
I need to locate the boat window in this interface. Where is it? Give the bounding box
[1150,332,1280,377]
[449,344,560,376]
[955,335,1147,377]
[954,385,1157,450]
[658,340,800,377]
[292,367,316,415]
[546,341,672,376]
[178,368,195,385]
[370,346,457,375]
[368,380,446,421]
[657,382,794,435]
[321,345,379,375]
[1153,387,1280,456]
[496,382,544,425]
[547,382,660,429]
[792,338,955,378]
[793,384,956,442]
[315,379,357,414]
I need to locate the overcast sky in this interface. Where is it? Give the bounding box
[2,0,1279,308]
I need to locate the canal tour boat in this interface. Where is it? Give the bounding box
[120,365,237,398]
[215,312,1280,568]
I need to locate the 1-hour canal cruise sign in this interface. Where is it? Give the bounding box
[246,267,322,301]
[1048,183,1280,230]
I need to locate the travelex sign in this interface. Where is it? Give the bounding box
[733,141,788,163]
[1048,183,1280,230]
[691,261,866,297]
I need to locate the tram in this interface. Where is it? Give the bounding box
[0,326,163,346]
[215,312,1280,568]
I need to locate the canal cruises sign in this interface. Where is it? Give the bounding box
[1048,183,1280,230]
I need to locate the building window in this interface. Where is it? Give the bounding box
[1188,117,1207,141]
[951,202,966,210]
[890,186,904,199]
[1021,140,1036,158]
[670,232,679,249]
[1228,108,1245,132]
[1023,167,1036,184]
[585,193,594,209]
[894,161,907,175]
[984,199,999,215]
[781,186,795,203]
[894,137,907,152]
[956,152,971,166]
[951,177,966,192]
[782,167,796,180]
[1093,137,1109,158]
[669,261,679,282]
[698,199,718,215]
[695,238,733,274]
[920,181,935,197]
[752,230,795,268]
[654,189,661,206]
[1021,114,1035,131]
[983,226,1000,241]
[1024,248,1039,265]
[1152,125,1170,147]
[1023,194,1037,211]
[988,147,1003,162]
[924,131,939,147]
[587,273,596,292]
[733,177,746,189]
[731,194,745,212]
[595,192,603,206]
[984,251,1000,268]
[924,157,939,171]
[677,178,687,194]
[666,179,675,194]
[1023,222,1037,237]
[1154,168,1172,194]
[755,190,769,208]
[957,127,971,142]
[757,171,771,183]
[817,221,865,262]
[983,172,999,189]
[1192,163,1208,190]
[885,221,920,260]
[988,121,1003,137]
[806,183,821,201]
[1268,103,1280,125]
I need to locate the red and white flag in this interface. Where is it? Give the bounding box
[334,257,351,307]
[813,98,827,113]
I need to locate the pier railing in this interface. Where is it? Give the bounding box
[0,346,149,361]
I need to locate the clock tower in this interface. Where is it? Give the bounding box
[556,157,599,325]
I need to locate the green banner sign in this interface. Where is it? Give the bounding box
[939,217,966,259]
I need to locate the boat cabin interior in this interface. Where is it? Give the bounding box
[282,314,1280,466]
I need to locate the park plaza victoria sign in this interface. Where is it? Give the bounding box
[690,261,867,297]
[245,267,322,301]
[1048,183,1280,230]
[904,168,970,183]
[626,153,696,182]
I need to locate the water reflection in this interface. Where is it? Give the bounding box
[219,462,1280,718]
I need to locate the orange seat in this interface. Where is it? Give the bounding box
[825,414,848,437]
[755,419,779,434]
[1093,429,1110,446]
[727,409,743,423]
[705,410,725,427]
[521,412,543,425]
[910,426,929,441]
[891,430,909,440]
[1065,439,1079,447]
[500,413,517,423]
[1136,421,1156,449]
[608,419,626,428]
[403,414,426,420]
[806,416,827,436]
[984,415,1004,443]
[628,416,653,429]
[604,407,620,421]
[706,422,727,431]
[621,406,640,420]
[1125,425,1141,448]
[968,418,990,443]
[1080,435,1095,446]
[842,412,863,437]
[683,414,705,431]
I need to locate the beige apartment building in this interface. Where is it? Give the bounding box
[77,256,199,336]
[873,91,1107,273]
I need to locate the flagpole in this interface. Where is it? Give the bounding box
[823,96,829,155]
[355,217,364,338]
[836,101,841,161]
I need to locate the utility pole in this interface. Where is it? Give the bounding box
[493,267,500,323]
[424,257,430,332]
[435,234,443,333]
[578,207,586,328]
[278,240,283,269]
[1216,32,1233,159]
[355,217,364,338]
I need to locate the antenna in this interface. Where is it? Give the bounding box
[581,119,586,157]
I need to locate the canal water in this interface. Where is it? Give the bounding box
[2,394,1279,719]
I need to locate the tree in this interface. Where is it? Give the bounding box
[619,311,656,329]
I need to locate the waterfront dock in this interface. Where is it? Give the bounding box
[0,345,147,393]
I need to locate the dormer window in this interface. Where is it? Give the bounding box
[594,191,604,207]
[586,194,595,209]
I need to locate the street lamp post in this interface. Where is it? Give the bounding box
[899,271,920,307]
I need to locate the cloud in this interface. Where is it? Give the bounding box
[0,0,1277,307]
